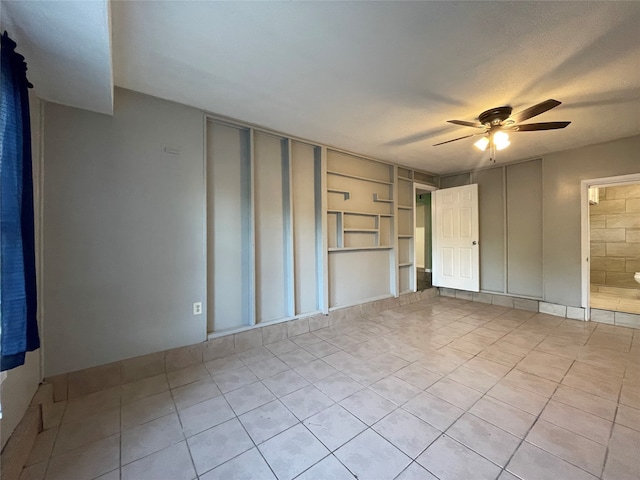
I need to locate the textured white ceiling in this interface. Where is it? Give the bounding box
[5,1,640,174]
[1,0,113,115]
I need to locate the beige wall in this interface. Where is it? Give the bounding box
[590,184,640,289]
[43,88,206,376]
[543,135,640,307]
[441,134,640,308]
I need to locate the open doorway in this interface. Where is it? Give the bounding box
[414,183,437,291]
[582,173,640,318]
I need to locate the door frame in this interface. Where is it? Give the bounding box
[413,183,438,291]
[580,172,640,319]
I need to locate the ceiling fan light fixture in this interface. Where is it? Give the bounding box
[494,131,510,150]
[474,136,489,151]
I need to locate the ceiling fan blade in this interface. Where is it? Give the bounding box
[515,121,571,131]
[433,133,484,146]
[447,120,484,128]
[511,99,561,123]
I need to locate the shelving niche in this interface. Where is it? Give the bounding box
[326,150,394,308]
[397,168,415,294]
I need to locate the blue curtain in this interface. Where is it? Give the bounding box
[1,31,39,371]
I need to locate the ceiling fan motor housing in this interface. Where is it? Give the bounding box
[478,106,513,126]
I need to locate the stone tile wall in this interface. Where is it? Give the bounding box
[590,184,640,289]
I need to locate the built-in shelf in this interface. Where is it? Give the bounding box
[344,228,377,233]
[398,205,412,210]
[397,176,413,182]
[398,234,413,238]
[327,170,393,185]
[373,193,393,203]
[399,262,413,267]
[329,246,393,252]
[328,209,393,217]
[328,189,351,200]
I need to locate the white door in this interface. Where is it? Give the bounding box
[432,184,479,291]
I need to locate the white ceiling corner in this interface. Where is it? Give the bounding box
[1,0,113,115]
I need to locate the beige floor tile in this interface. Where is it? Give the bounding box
[468,397,536,438]
[339,388,397,426]
[502,369,558,398]
[445,365,500,393]
[238,400,299,444]
[26,428,58,466]
[294,359,338,383]
[373,408,441,459]
[172,378,221,410]
[224,381,276,415]
[395,461,438,480]
[295,454,357,480]
[259,423,330,480]
[211,366,258,393]
[392,363,441,390]
[62,387,121,424]
[178,394,234,437]
[167,363,211,389]
[525,420,606,475]
[552,384,618,421]
[616,403,640,431]
[426,377,483,410]
[121,374,169,404]
[121,441,195,480]
[46,435,120,480]
[335,429,411,480]
[403,392,464,431]
[24,297,640,480]
[187,418,254,476]
[19,461,48,480]
[121,413,184,465]
[416,435,502,480]
[370,375,422,405]
[447,413,520,467]
[487,381,549,416]
[52,407,120,456]
[121,390,175,430]
[199,448,277,480]
[281,384,335,420]
[507,442,598,480]
[303,404,366,451]
[540,400,612,445]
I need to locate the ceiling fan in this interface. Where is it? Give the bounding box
[433,99,571,162]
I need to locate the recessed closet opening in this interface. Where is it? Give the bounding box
[206,119,323,335]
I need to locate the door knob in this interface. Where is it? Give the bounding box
[472,241,478,245]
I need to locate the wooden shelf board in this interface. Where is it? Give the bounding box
[399,263,413,267]
[328,209,393,218]
[327,170,393,185]
[328,189,351,199]
[397,176,413,181]
[398,235,414,238]
[373,193,393,203]
[344,229,378,233]
[328,246,393,252]
[398,205,413,210]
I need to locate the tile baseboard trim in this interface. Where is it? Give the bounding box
[44,288,439,401]
[439,288,640,330]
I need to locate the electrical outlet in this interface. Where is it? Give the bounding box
[193,302,202,315]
